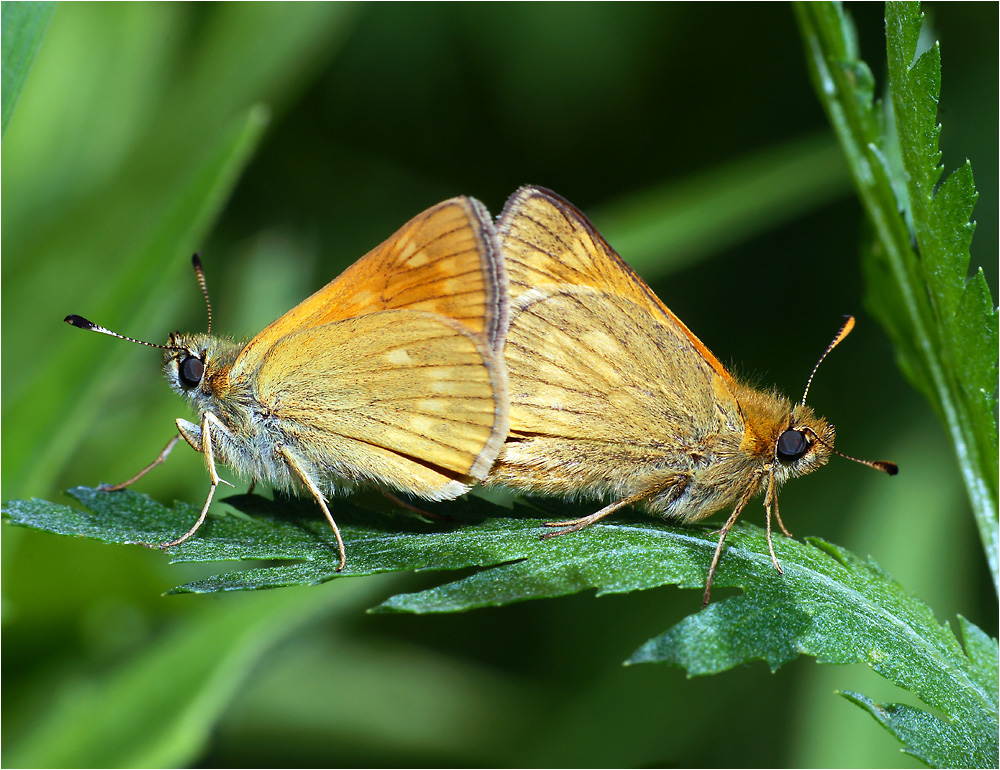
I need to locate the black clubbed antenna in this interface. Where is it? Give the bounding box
[64,315,180,350]
[65,253,213,348]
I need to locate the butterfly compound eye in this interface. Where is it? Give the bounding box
[776,429,809,462]
[179,355,205,389]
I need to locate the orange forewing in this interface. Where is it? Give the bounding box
[236,197,507,370]
[497,186,733,385]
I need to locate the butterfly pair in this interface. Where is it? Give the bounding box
[67,186,895,605]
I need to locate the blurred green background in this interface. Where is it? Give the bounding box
[3,3,996,767]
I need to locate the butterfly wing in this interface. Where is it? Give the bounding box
[225,196,509,499]
[251,310,507,498]
[502,288,722,440]
[498,185,732,384]
[490,186,743,507]
[236,196,507,370]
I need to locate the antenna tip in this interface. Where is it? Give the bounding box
[65,314,95,329]
[191,253,202,268]
[876,461,899,476]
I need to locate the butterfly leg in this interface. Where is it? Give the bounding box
[761,469,786,573]
[99,434,181,492]
[278,447,346,572]
[703,502,748,609]
[541,485,664,538]
[160,413,233,549]
[771,493,792,538]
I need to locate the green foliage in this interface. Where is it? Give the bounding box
[842,612,997,768]
[794,4,999,762]
[795,2,999,591]
[5,487,998,767]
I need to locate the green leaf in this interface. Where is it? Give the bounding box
[4,488,543,593]
[840,616,999,768]
[884,5,999,583]
[5,486,997,768]
[961,615,1000,692]
[841,693,987,769]
[794,1,999,593]
[628,539,998,768]
[1,1,55,135]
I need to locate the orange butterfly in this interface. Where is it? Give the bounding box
[67,196,510,569]
[488,186,895,605]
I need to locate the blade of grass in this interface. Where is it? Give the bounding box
[6,107,269,497]
[594,132,852,278]
[1,0,55,135]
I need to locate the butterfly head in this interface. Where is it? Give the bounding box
[771,403,835,484]
[163,332,243,412]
